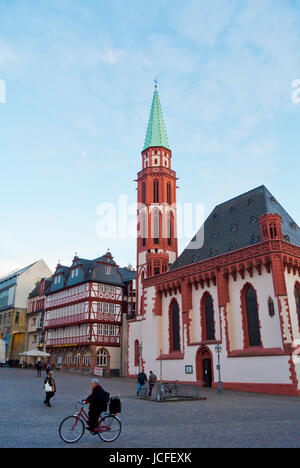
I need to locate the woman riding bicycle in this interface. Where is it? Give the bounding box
[83,378,109,433]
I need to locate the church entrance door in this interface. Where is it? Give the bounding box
[196,346,213,388]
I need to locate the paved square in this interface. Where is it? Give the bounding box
[1,368,300,448]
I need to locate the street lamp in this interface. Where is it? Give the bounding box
[215,344,222,394]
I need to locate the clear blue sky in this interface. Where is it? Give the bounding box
[0,0,299,276]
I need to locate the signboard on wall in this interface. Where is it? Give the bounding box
[94,366,104,377]
[185,365,193,375]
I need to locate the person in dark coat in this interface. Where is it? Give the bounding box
[36,360,42,377]
[137,371,147,396]
[84,379,109,432]
[44,371,56,407]
[45,361,51,376]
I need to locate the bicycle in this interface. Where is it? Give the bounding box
[162,381,181,398]
[59,400,122,444]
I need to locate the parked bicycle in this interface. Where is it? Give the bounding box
[59,398,121,444]
[162,381,181,398]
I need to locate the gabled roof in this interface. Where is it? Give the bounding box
[0,261,38,289]
[46,252,135,293]
[171,185,300,270]
[143,89,170,151]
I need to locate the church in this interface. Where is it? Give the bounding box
[127,86,300,396]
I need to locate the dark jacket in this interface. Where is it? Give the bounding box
[86,385,109,410]
[138,372,147,385]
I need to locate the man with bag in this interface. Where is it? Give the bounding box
[137,371,147,397]
[148,371,157,397]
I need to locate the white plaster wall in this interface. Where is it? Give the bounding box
[285,271,300,341]
[15,260,52,309]
[189,284,219,344]
[228,268,283,351]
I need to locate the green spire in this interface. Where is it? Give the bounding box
[143,89,170,151]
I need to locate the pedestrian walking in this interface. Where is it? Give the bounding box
[36,360,42,377]
[137,371,147,396]
[148,371,157,397]
[45,361,51,376]
[44,371,56,407]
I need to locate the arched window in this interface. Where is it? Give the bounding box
[134,340,139,367]
[169,300,181,353]
[153,179,159,203]
[204,294,215,341]
[244,285,261,347]
[142,182,146,205]
[97,349,108,367]
[142,211,147,247]
[167,213,173,246]
[167,183,171,205]
[295,284,300,327]
[153,209,159,244]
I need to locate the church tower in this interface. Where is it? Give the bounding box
[136,85,178,316]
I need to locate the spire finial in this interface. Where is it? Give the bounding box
[154,77,158,89]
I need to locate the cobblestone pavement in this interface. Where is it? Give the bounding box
[1,368,300,448]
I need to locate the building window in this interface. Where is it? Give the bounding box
[97,349,108,367]
[109,303,115,314]
[167,183,171,205]
[142,182,146,205]
[105,266,111,275]
[169,300,180,353]
[15,312,20,325]
[134,340,139,367]
[202,294,215,341]
[98,302,103,313]
[243,285,261,347]
[295,285,300,328]
[268,297,275,318]
[83,352,91,367]
[153,209,159,244]
[153,180,159,203]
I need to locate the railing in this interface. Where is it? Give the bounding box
[45,336,89,347]
[44,313,88,329]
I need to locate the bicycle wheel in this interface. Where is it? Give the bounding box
[59,416,85,443]
[98,414,122,442]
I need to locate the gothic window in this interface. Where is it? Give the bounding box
[153,209,159,244]
[295,285,300,327]
[142,212,147,247]
[268,297,275,318]
[153,179,159,203]
[167,183,171,205]
[170,300,180,353]
[134,340,139,367]
[204,294,215,341]
[167,213,172,246]
[142,182,146,205]
[244,285,261,347]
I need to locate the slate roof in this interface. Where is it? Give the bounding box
[171,185,300,270]
[28,278,52,299]
[46,252,136,294]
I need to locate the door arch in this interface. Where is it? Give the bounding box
[196,346,214,388]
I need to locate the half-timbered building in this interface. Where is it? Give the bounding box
[128,86,300,396]
[44,252,135,376]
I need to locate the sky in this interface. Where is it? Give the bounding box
[0,0,299,276]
